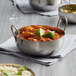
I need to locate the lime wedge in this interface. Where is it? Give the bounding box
[42,31,55,38]
[36,28,44,37]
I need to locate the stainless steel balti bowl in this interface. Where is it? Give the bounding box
[29,0,61,11]
[11,17,68,55]
[59,4,76,23]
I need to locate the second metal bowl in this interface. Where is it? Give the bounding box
[29,0,61,11]
[59,4,76,23]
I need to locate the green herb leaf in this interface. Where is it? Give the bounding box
[19,65,27,71]
[65,6,76,12]
[16,71,22,75]
[1,70,12,76]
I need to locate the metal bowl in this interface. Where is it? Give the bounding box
[29,0,61,11]
[59,4,76,23]
[11,17,68,56]
[0,64,35,76]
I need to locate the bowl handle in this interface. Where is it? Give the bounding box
[11,25,21,38]
[11,25,23,45]
[57,16,68,31]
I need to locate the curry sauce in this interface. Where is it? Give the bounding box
[16,25,64,41]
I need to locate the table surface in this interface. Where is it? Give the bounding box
[0,0,76,76]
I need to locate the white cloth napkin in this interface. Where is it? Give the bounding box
[0,34,76,66]
[11,0,69,17]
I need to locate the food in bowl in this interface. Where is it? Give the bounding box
[0,64,35,76]
[60,4,76,14]
[16,25,64,42]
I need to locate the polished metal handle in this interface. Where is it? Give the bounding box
[57,16,68,31]
[11,25,21,38]
[11,25,23,45]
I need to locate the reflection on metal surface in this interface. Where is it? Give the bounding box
[29,0,61,11]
